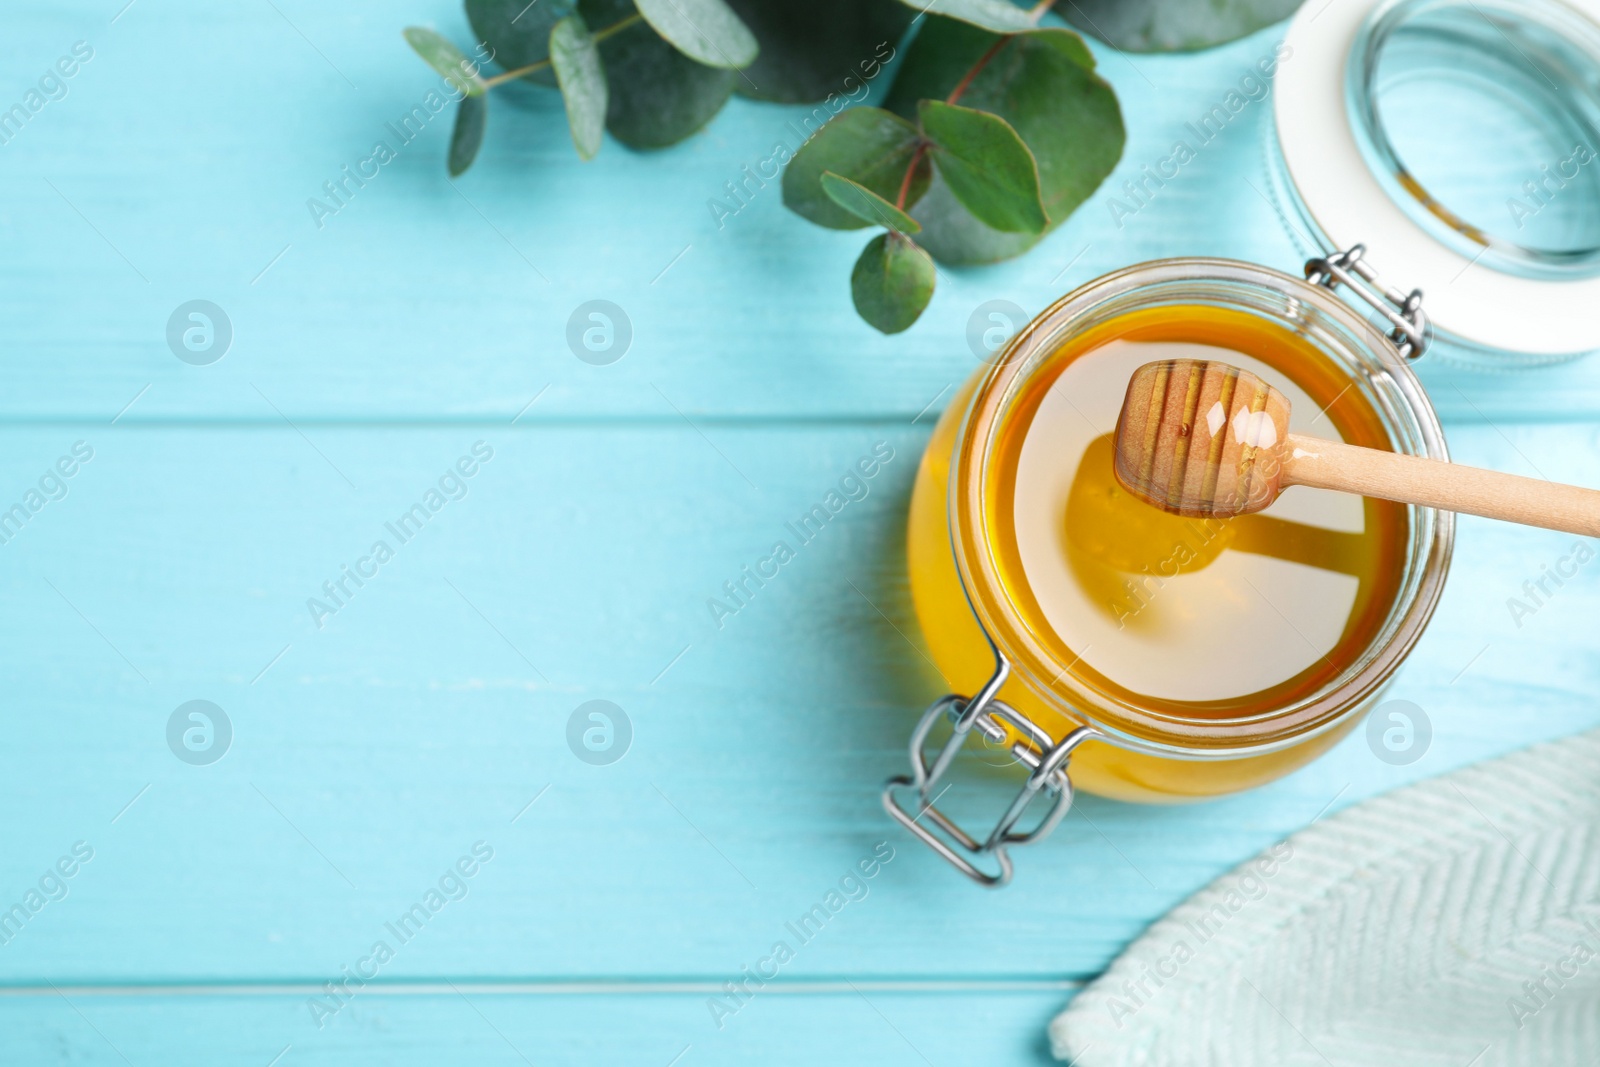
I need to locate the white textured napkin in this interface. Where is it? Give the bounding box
[1051,729,1600,1066]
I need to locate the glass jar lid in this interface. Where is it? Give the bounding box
[1274,0,1600,361]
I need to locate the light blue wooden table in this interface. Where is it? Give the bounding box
[4,3,1599,1064]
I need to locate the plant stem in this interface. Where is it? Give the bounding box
[1027,0,1055,21]
[594,12,645,41]
[895,143,928,210]
[483,62,549,87]
[891,30,1020,215]
[481,13,643,87]
[945,37,1011,106]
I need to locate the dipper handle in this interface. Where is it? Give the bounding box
[1114,358,1600,537]
[1281,434,1600,537]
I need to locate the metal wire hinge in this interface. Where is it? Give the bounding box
[1305,244,1430,360]
[882,658,1099,887]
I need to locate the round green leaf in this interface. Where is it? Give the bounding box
[851,232,935,334]
[782,107,929,230]
[725,0,912,103]
[449,93,488,175]
[893,0,1034,33]
[580,0,736,149]
[885,18,1124,264]
[918,99,1046,234]
[1057,0,1303,52]
[550,15,608,159]
[821,171,921,233]
[634,0,758,70]
[466,0,575,85]
[403,27,487,96]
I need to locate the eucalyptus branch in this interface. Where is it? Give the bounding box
[895,143,927,210]
[482,62,548,87]
[946,36,1012,105]
[891,31,1019,211]
[481,13,644,87]
[409,0,1148,335]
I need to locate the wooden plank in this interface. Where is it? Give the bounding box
[0,420,1597,987]
[0,987,1075,1066]
[0,6,1592,424]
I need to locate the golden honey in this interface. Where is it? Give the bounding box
[909,301,1423,802]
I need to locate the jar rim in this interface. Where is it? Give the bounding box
[947,257,1455,757]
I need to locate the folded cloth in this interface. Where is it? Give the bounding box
[1050,729,1600,1066]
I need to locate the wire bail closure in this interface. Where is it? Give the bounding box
[882,652,1099,887]
[1305,244,1430,360]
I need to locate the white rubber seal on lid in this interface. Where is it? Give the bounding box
[1276,0,1600,358]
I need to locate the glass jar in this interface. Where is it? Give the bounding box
[884,0,1600,888]
[885,257,1451,884]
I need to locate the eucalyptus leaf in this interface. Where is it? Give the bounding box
[449,93,488,175]
[1027,23,1097,68]
[1056,0,1302,52]
[550,15,608,159]
[782,107,928,230]
[724,0,911,103]
[895,0,1034,33]
[821,172,920,233]
[580,0,736,148]
[885,17,1124,264]
[634,0,758,70]
[466,0,575,85]
[918,100,1046,234]
[851,232,935,334]
[404,27,487,95]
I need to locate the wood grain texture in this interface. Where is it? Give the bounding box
[0,3,1594,424]
[1,4,1598,1065]
[1283,434,1600,537]
[1118,359,1600,533]
[0,989,1076,1066]
[1113,358,1287,516]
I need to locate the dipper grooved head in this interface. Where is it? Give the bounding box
[1113,359,1292,518]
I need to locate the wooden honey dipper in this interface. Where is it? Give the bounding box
[1113,358,1600,536]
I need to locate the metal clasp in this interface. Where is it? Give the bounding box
[1305,244,1430,360]
[882,654,1099,887]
